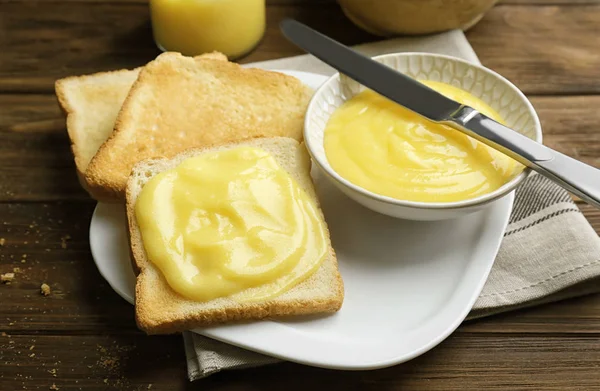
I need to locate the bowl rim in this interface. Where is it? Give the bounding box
[304,52,543,210]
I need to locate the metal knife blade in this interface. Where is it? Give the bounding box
[280,19,461,122]
[280,18,600,209]
[280,19,549,163]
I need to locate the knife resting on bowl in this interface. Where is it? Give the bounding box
[280,19,600,209]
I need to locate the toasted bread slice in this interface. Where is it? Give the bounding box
[55,68,140,199]
[55,52,227,201]
[126,137,344,334]
[86,52,313,202]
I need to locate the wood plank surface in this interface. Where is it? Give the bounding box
[1,0,600,389]
[2,334,600,390]
[503,0,600,4]
[467,5,600,95]
[1,202,599,336]
[0,94,88,201]
[529,96,600,167]
[0,202,138,334]
[0,334,186,390]
[3,95,600,202]
[1,3,600,94]
[0,2,372,93]
[0,0,596,6]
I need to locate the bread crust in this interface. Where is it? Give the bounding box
[125,137,344,334]
[85,52,312,202]
[55,68,141,201]
[55,52,228,202]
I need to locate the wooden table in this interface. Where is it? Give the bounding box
[2,0,600,389]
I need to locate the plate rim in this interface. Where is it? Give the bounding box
[89,69,515,370]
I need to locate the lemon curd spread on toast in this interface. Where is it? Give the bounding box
[324,80,523,203]
[135,147,328,302]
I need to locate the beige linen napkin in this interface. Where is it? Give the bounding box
[184,30,600,380]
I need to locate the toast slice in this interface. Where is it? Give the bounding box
[126,137,344,334]
[55,68,140,199]
[86,52,313,202]
[54,52,227,201]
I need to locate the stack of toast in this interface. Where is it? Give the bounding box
[55,52,344,334]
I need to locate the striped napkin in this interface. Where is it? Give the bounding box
[184,30,600,380]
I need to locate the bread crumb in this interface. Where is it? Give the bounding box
[0,238,5,246]
[60,235,71,249]
[103,379,108,384]
[13,267,20,273]
[22,254,27,259]
[1,332,7,337]
[47,369,57,377]
[29,353,35,358]
[20,259,26,264]
[100,358,118,370]
[148,384,152,389]
[49,384,59,390]
[1,273,15,283]
[29,345,34,350]
[40,283,51,296]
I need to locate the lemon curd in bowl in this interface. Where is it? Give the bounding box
[324,81,524,204]
[304,52,542,220]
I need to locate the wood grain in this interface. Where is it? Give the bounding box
[463,292,600,334]
[1,0,600,389]
[0,334,187,390]
[3,3,600,94]
[530,96,600,167]
[0,95,88,201]
[0,201,597,336]
[0,2,371,93]
[0,202,139,334]
[2,95,600,202]
[502,0,600,4]
[467,5,600,95]
[2,334,600,390]
[0,0,337,3]
[0,0,595,5]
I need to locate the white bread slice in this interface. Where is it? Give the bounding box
[55,68,140,200]
[54,52,227,202]
[86,52,313,202]
[126,137,344,334]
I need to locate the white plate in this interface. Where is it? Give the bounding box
[90,70,514,370]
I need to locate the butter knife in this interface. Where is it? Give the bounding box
[281,19,600,209]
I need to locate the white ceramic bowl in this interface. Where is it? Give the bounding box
[304,52,543,221]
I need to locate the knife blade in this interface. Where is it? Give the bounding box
[280,19,460,123]
[280,19,600,209]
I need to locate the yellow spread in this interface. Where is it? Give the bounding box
[324,81,523,203]
[150,0,265,59]
[135,147,328,302]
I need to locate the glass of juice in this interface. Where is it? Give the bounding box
[150,0,266,60]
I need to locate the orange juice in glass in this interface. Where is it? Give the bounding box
[150,0,266,59]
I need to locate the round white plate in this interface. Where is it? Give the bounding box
[90,70,514,370]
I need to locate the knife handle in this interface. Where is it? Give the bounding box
[534,150,600,209]
[443,108,600,209]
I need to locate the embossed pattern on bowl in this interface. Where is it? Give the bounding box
[304,52,542,220]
